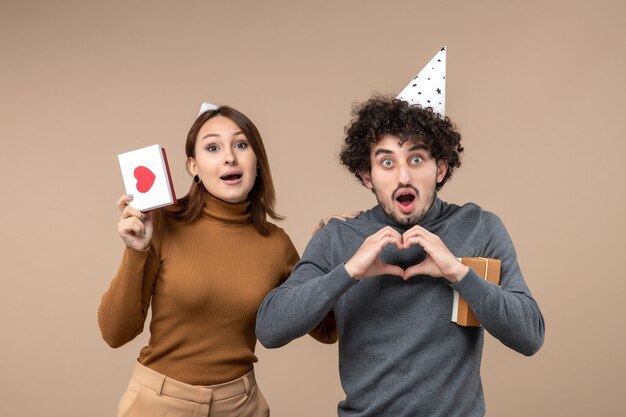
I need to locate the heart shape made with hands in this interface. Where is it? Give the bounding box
[349,225,462,281]
[377,229,445,280]
[133,166,156,193]
[390,242,430,279]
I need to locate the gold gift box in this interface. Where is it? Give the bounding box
[451,258,501,327]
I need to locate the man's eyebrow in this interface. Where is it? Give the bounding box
[407,143,429,152]
[373,148,394,157]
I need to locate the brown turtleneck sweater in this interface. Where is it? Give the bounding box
[98,194,300,385]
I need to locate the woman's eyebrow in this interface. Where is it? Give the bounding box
[201,131,244,140]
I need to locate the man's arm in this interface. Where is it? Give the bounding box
[256,257,355,348]
[451,212,545,356]
[256,223,405,348]
[402,211,544,356]
[256,225,357,348]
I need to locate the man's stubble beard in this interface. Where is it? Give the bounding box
[373,186,436,227]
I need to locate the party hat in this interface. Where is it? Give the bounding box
[397,46,446,115]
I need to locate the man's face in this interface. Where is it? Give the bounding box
[360,135,448,226]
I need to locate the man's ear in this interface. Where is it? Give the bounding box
[436,160,448,184]
[186,157,197,177]
[359,171,373,189]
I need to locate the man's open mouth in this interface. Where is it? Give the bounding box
[394,188,418,214]
[395,191,416,207]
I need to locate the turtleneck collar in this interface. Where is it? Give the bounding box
[371,196,444,231]
[201,192,251,224]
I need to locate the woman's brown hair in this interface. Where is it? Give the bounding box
[165,106,282,235]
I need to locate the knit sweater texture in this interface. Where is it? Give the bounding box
[257,197,545,417]
[98,193,299,385]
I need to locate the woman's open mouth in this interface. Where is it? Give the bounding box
[220,172,243,185]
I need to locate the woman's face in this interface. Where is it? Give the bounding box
[188,115,258,203]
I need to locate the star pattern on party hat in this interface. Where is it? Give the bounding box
[397,46,446,116]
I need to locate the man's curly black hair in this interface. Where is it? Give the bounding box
[339,96,464,190]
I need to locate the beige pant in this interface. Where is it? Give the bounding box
[117,362,270,417]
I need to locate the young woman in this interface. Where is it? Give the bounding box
[98,103,329,417]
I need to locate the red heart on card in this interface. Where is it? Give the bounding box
[134,166,156,193]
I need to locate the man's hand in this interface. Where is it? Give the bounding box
[312,210,363,236]
[344,227,405,280]
[401,225,469,283]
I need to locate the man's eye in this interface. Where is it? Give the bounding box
[411,156,423,164]
[382,159,394,167]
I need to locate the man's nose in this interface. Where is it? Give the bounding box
[397,163,411,184]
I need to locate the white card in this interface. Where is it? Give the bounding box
[117,144,177,212]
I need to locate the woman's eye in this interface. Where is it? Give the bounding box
[207,145,218,152]
[382,159,394,167]
[411,156,423,164]
[235,142,249,149]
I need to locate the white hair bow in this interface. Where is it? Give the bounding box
[198,101,219,116]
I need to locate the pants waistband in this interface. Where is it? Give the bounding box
[131,362,256,404]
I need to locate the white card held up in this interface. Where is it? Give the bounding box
[117,144,177,212]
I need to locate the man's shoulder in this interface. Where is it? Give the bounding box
[306,208,378,250]
[437,199,506,232]
[324,207,381,234]
[442,199,499,219]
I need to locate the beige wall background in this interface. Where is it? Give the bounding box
[1,0,624,415]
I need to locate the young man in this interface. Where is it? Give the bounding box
[256,96,545,417]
